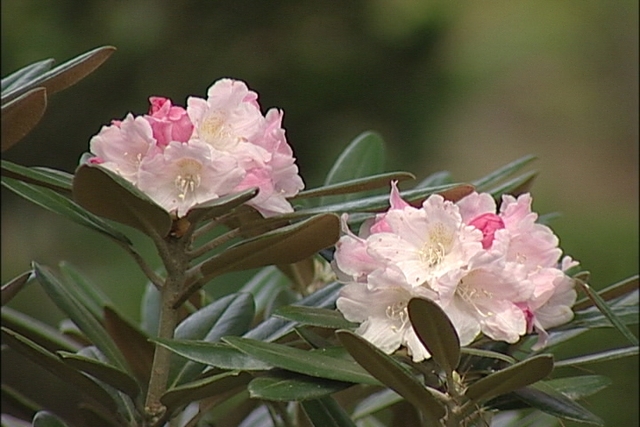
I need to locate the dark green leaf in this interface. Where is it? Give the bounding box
[336,329,445,421]
[1,307,81,353]
[575,279,638,345]
[248,371,352,401]
[57,351,140,398]
[472,155,537,190]
[415,171,452,188]
[186,187,259,224]
[1,88,47,151]
[1,46,115,104]
[465,354,554,403]
[73,164,172,238]
[1,327,117,414]
[554,346,639,367]
[1,160,72,192]
[351,388,403,420]
[407,297,460,374]
[545,375,611,400]
[488,170,538,198]
[155,340,272,371]
[238,267,290,319]
[161,370,252,411]
[140,281,161,336]
[31,411,70,427]
[224,336,379,385]
[58,262,112,321]
[1,384,41,421]
[1,270,33,306]
[459,347,516,365]
[573,274,639,311]
[301,396,358,427]
[274,306,357,329]
[2,58,54,93]
[1,176,132,245]
[295,171,414,200]
[563,303,638,330]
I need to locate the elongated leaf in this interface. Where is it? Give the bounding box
[415,171,452,188]
[407,298,460,375]
[140,281,161,336]
[563,303,638,330]
[1,307,81,353]
[103,306,155,385]
[33,263,128,370]
[274,306,357,329]
[161,370,252,411]
[460,347,516,365]
[488,170,538,198]
[554,346,639,367]
[1,46,115,104]
[2,384,41,422]
[472,155,537,190]
[573,275,639,311]
[186,187,259,224]
[336,330,445,421]
[31,411,70,427]
[171,293,255,386]
[2,58,54,93]
[1,177,132,245]
[1,160,72,192]
[545,375,611,400]
[58,262,112,321]
[1,327,117,414]
[295,172,414,200]
[301,396,358,427]
[248,371,351,401]
[1,88,47,151]
[465,354,554,403]
[155,340,272,371]
[225,336,379,385]
[1,270,33,306]
[57,351,140,398]
[514,382,604,425]
[238,267,290,318]
[73,164,172,238]
[576,279,638,345]
[351,388,403,420]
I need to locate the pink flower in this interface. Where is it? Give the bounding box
[145,97,194,147]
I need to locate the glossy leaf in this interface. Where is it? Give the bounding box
[1,58,54,93]
[1,176,132,245]
[73,164,172,238]
[295,171,414,200]
[57,351,140,398]
[545,375,611,400]
[460,347,516,365]
[186,187,259,224]
[415,171,452,188]
[161,370,253,411]
[1,384,41,423]
[248,371,352,402]
[155,340,272,371]
[564,303,638,330]
[31,411,70,427]
[301,396,358,427]
[488,170,538,198]
[58,262,112,321]
[554,346,639,367]
[336,329,445,421]
[573,274,639,311]
[1,160,73,192]
[103,306,155,385]
[33,263,128,370]
[1,46,116,104]
[238,267,290,319]
[575,279,638,345]
[1,307,81,353]
[1,88,47,151]
[140,281,161,336]
[1,327,117,414]
[1,269,33,306]
[407,297,460,374]
[472,155,537,191]
[224,336,380,385]
[274,306,357,329]
[465,354,554,403]
[351,388,403,420]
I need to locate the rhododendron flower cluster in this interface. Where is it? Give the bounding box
[333,183,578,362]
[88,79,304,218]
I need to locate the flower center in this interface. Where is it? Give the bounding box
[456,277,493,317]
[385,301,409,332]
[174,159,203,200]
[199,113,240,151]
[419,223,453,268]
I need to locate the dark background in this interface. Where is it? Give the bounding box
[2,1,637,425]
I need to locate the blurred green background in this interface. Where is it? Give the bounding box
[2,1,637,425]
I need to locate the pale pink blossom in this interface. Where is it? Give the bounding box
[145,97,194,147]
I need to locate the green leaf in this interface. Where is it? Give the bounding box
[407,297,460,375]
[239,266,291,319]
[58,262,112,321]
[575,279,639,345]
[73,164,172,238]
[161,370,252,411]
[295,171,414,200]
[459,347,516,365]
[224,336,380,385]
[57,351,140,398]
[554,346,639,367]
[573,274,639,311]
[171,293,255,386]
[351,388,403,420]
[186,187,259,224]
[155,340,272,371]
[1,269,33,306]
[465,354,554,404]
[1,176,132,245]
[1,160,72,192]
[2,58,54,93]
[1,46,116,104]
[274,306,357,329]
[472,155,537,191]
[1,88,47,151]
[33,263,128,370]
[1,307,81,353]
[1,327,117,414]
[248,371,352,401]
[415,171,452,188]
[301,396,358,427]
[514,381,604,425]
[336,329,445,421]
[544,375,611,400]
[140,281,161,336]
[487,170,538,198]
[31,411,71,427]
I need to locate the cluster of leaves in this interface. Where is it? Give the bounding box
[1,47,638,427]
